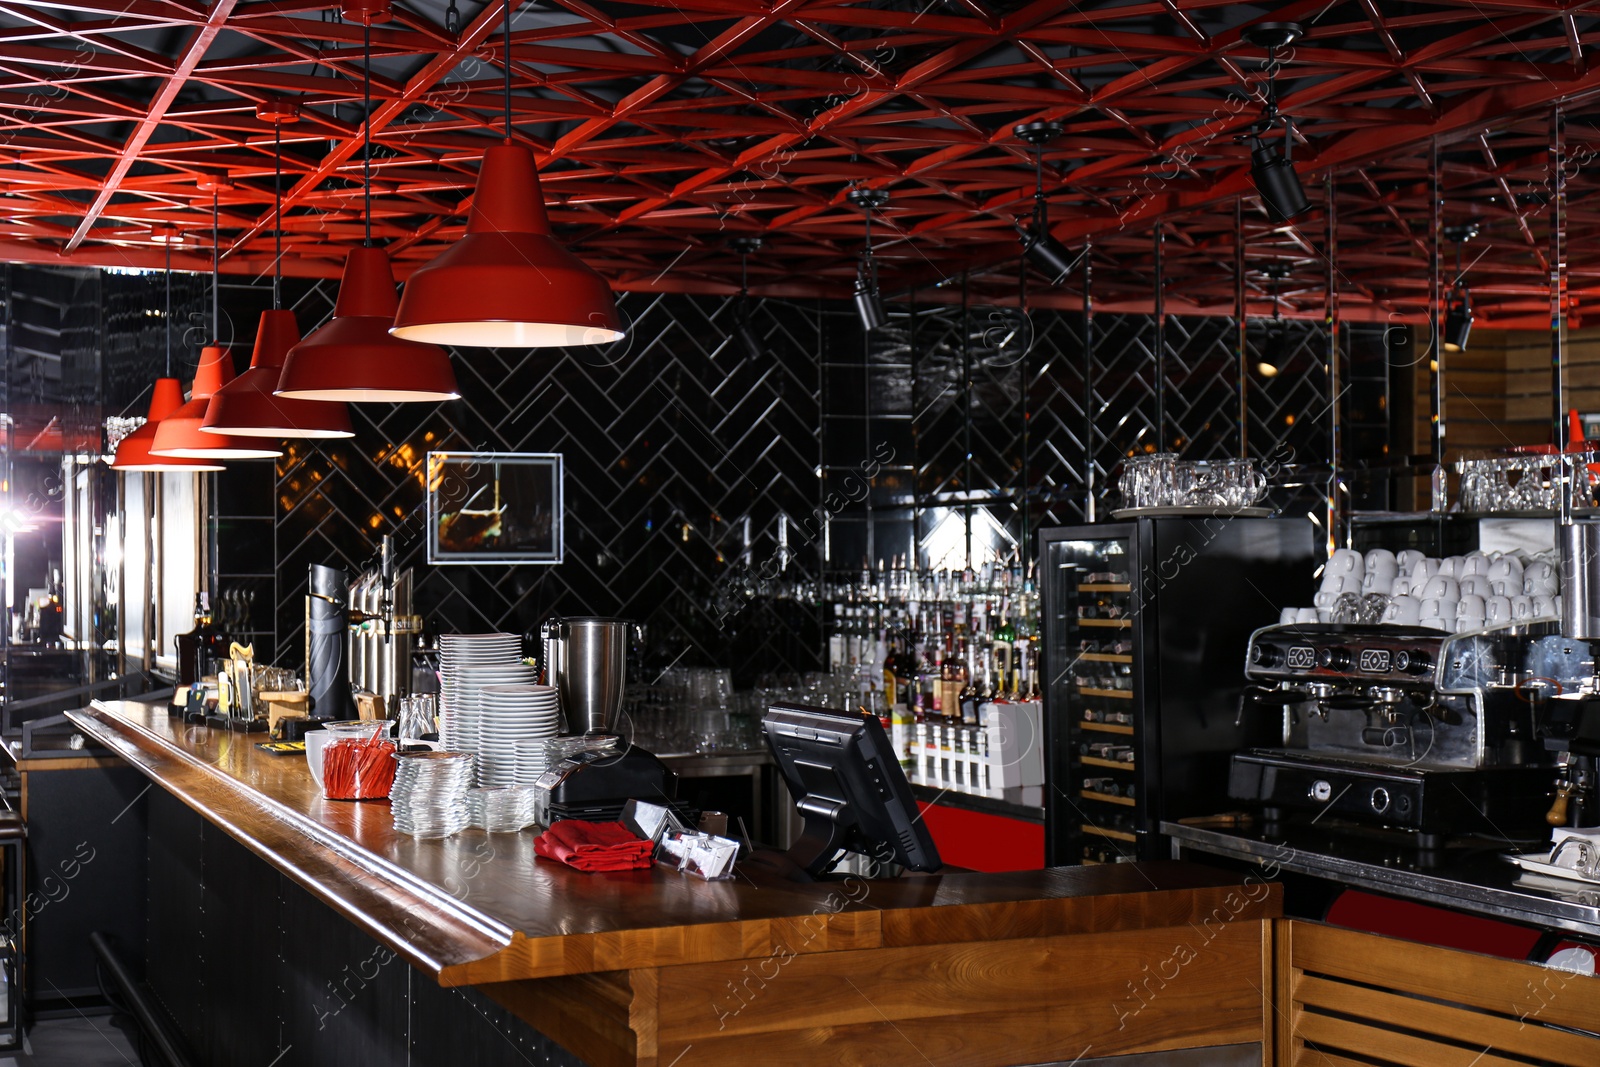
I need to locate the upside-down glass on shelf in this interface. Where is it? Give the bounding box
[1456,451,1568,513]
[1119,454,1268,510]
[319,720,397,800]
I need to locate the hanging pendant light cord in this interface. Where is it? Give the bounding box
[363,18,372,248]
[1032,144,1046,232]
[273,122,283,310]
[861,200,875,288]
[503,0,513,143]
[211,187,220,343]
[165,240,172,376]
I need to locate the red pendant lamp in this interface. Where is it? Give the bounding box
[278,15,456,402]
[389,0,623,349]
[202,117,353,438]
[151,344,283,460]
[111,240,224,471]
[151,185,282,461]
[278,247,456,402]
[203,308,354,437]
[111,378,225,472]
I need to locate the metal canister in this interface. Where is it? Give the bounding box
[1560,520,1600,639]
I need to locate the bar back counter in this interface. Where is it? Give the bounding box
[62,699,1600,1066]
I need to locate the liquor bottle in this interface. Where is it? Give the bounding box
[994,601,1016,698]
[939,624,964,720]
[895,613,916,711]
[828,602,846,670]
[1024,638,1042,700]
[881,616,899,708]
[958,636,981,725]
[175,592,224,686]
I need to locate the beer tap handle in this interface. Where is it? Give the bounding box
[380,535,394,645]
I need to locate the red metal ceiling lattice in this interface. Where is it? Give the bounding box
[2,0,1600,326]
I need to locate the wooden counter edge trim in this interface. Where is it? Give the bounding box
[436,880,1284,987]
[71,703,513,977]
[9,755,127,772]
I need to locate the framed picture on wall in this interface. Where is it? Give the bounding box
[425,452,563,565]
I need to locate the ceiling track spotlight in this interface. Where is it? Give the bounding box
[727,235,766,361]
[1442,222,1479,353]
[1240,22,1309,223]
[849,187,890,333]
[1012,120,1083,284]
[1257,262,1293,378]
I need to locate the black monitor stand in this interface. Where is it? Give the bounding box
[740,813,850,882]
[750,702,941,883]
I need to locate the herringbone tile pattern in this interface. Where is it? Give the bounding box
[273,291,827,685]
[262,281,1333,679]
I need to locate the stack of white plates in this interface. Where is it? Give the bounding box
[390,751,475,838]
[512,739,551,785]
[438,633,533,771]
[442,664,537,758]
[466,785,540,832]
[475,685,561,787]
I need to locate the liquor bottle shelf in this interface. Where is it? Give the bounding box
[1077,618,1132,629]
[1079,721,1134,736]
[1079,790,1136,807]
[1078,583,1132,593]
[1077,653,1133,664]
[1076,687,1132,700]
[1081,824,1137,843]
[1079,755,1135,771]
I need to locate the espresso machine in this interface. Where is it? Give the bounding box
[534,616,683,824]
[1230,622,1558,845]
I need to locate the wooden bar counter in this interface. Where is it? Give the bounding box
[70,700,1279,1066]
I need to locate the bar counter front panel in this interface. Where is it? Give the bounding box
[70,700,1280,1066]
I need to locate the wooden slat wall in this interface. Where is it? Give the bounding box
[1405,327,1592,507]
[1279,920,1600,1066]
[1431,326,1600,455]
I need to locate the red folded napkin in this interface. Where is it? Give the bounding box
[534,819,654,872]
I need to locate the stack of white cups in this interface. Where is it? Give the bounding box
[1280,548,1563,633]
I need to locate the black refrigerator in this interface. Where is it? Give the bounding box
[1039,516,1318,865]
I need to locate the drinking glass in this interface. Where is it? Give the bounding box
[1175,462,1223,507]
[1457,458,1489,512]
[1122,453,1179,508]
[1220,458,1267,508]
[1332,592,1366,624]
[1358,593,1391,625]
[398,694,438,741]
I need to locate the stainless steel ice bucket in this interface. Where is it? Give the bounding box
[1561,521,1600,639]
[550,616,628,735]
